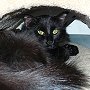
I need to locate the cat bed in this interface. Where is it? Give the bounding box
[0,0,90,28]
[65,43,90,90]
[0,0,90,90]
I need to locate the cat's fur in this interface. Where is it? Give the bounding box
[0,30,88,90]
[20,13,79,62]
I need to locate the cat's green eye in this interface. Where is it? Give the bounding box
[38,30,45,35]
[53,29,59,35]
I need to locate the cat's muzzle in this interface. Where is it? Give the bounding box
[46,41,55,49]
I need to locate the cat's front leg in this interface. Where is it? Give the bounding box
[51,44,79,62]
[63,44,79,56]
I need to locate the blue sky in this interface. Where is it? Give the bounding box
[67,20,90,35]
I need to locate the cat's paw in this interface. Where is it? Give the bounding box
[63,44,79,56]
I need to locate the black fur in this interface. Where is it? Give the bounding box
[21,13,79,62]
[0,31,88,90]
[0,10,86,90]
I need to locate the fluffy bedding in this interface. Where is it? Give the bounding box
[67,43,90,90]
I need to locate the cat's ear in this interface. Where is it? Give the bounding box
[24,15,37,27]
[57,12,68,23]
[57,11,76,27]
[58,12,68,21]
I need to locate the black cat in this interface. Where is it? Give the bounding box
[21,12,79,62]
[0,9,88,90]
[0,30,87,90]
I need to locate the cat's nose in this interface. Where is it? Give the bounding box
[46,41,53,45]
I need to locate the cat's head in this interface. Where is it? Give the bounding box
[22,12,70,49]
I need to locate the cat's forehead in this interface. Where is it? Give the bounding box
[37,15,59,27]
[38,15,52,23]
